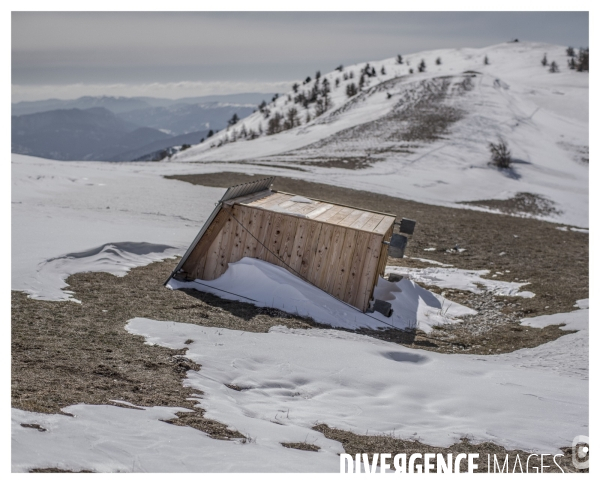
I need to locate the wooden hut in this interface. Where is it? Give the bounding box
[167,177,412,313]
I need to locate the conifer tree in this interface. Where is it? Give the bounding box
[345,82,358,97]
[576,48,589,71]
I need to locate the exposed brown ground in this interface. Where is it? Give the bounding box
[281,442,321,452]
[29,468,94,473]
[12,174,588,472]
[166,172,588,353]
[461,191,562,217]
[11,259,314,438]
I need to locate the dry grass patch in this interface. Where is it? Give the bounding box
[281,442,320,452]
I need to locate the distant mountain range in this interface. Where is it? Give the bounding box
[117,102,254,136]
[11,93,273,161]
[11,93,274,116]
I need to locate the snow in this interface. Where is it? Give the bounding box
[125,318,587,455]
[11,154,222,300]
[12,405,342,472]
[557,226,588,233]
[168,257,476,333]
[289,195,314,204]
[170,42,588,228]
[409,257,454,267]
[521,298,588,332]
[500,299,589,380]
[386,266,535,298]
[10,39,589,471]
[13,305,587,472]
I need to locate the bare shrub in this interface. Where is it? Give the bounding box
[488,138,512,169]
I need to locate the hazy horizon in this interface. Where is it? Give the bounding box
[12,11,589,102]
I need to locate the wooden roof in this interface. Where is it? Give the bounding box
[225,189,395,235]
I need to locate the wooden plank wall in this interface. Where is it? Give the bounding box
[181,203,392,312]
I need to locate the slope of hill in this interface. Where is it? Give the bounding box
[108,129,210,162]
[11,107,145,161]
[172,42,588,227]
[90,127,174,161]
[11,95,268,160]
[118,102,256,136]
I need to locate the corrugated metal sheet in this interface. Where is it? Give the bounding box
[220,176,275,202]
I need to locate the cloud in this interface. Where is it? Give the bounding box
[11,80,294,103]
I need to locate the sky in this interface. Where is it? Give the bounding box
[11,11,589,102]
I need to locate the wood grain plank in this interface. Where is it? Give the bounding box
[337,209,365,228]
[232,189,273,206]
[373,216,396,235]
[246,191,286,207]
[349,211,376,230]
[373,224,394,294]
[272,200,314,215]
[324,206,354,226]
[277,199,298,209]
[211,207,241,279]
[332,229,358,300]
[264,212,287,265]
[279,215,299,267]
[360,213,385,233]
[313,205,345,223]
[228,205,249,266]
[322,225,347,292]
[343,232,370,308]
[282,201,322,216]
[307,223,334,287]
[304,204,334,219]
[299,221,323,280]
[289,218,310,274]
[355,232,384,311]
[181,206,231,278]
[202,211,236,280]
[260,193,294,211]
[242,207,264,259]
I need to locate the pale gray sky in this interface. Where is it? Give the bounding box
[12,11,589,102]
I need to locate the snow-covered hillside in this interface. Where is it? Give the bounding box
[173,42,588,227]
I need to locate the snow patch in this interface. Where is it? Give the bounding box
[409,257,454,267]
[521,299,588,332]
[12,404,341,472]
[168,257,474,333]
[11,153,222,299]
[387,266,535,298]
[37,242,179,301]
[124,316,587,454]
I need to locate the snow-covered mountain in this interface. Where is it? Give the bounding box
[173,42,588,227]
